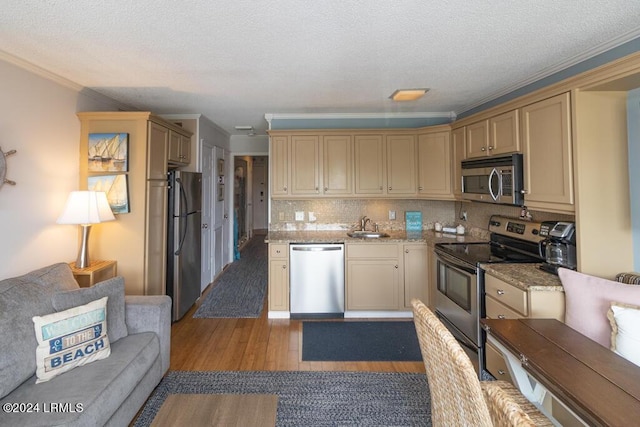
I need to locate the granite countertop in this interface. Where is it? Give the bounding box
[482,263,564,292]
[265,229,488,245]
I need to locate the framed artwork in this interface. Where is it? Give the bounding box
[88,174,130,214]
[218,158,225,176]
[88,133,129,172]
[217,184,224,201]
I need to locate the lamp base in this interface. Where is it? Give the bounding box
[76,224,92,268]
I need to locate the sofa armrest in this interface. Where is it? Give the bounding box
[125,295,171,374]
[616,273,640,285]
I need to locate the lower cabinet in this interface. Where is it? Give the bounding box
[346,243,400,310]
[403,244,429,308]
[268,244,289,312]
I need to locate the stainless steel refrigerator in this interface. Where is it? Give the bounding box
[167,170,202,321]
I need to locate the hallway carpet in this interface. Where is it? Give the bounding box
[193,236,267,318]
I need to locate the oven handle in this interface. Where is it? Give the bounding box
[489,167,500,201]
[435,251,477,275]
[435,310,479,352]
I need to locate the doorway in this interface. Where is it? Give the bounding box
[234,158,249,254]
[252,156,268,233]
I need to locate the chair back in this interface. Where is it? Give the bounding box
[411,299,493,426]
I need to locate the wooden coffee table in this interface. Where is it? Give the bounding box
[150,393,278,426]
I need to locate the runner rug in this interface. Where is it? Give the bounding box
[302,321,423,361]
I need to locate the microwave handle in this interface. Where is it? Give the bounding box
[489,168,500,201]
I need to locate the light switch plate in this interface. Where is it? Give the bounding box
[389,210,396,220]
[278,212,285,221]
[295,211,304,221]
[308,212,316,222]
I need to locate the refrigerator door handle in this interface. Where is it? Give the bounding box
[175,178,189,256]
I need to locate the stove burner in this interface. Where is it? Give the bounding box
[435,241,541,266]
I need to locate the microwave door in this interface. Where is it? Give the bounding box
[488,168,500,201]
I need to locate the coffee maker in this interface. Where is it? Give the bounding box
[539,221,577,274]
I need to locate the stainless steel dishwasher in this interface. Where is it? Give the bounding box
[289,243,344,318]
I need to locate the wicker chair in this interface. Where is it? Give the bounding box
[411,299,552,426]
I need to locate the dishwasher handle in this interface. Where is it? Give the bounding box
[291,246,342,252]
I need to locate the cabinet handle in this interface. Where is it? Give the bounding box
[283,186,287,191]
[488,146,493,150]
[394,265,398,269]
[520,189,528,194]
[388,187,392,190]
[379,186,383,190]
[315,187,319,192]
[497,289,505,295]
[202,224,208,229]
[324,187,328,191]
[498,370,506,375]
[498,314,506,319]
[418,186,423,190]
[276,250,281,254]
[282,265,286,269]
[405,249,409,253]
[481,147,486,151]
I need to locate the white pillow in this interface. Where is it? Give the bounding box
[608,302,640,367]
[32,296,111,383]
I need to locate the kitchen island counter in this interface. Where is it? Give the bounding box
[482,263,564,292]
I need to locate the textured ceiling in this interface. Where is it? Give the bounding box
[2,1,640,135]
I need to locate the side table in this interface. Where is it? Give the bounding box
[69,260,117,287]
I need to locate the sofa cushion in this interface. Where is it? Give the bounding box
[0,332,160,427]
[558,268,640,347]
[53,277,128,343]
[33,296,111,383]
[608,302,640,367]
[0,280,56,399]
[22,262,80,292]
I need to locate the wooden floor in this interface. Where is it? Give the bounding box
[171,288,425,374]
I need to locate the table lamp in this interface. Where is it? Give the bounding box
[57,190,115,268]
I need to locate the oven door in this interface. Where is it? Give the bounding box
[434,251,480,347]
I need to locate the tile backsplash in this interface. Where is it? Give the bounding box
[270,198,575,234]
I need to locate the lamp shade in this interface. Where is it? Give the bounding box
[57,191,116,225]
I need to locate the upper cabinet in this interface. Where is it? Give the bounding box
[322,134,353,195]
[417,129,454,198]
[451,127,466,198]
[270,135,290,196]
[466,109,520,158]
[290,135,321,195]
[520,93,574,212]
[354,134,385,195]
[168,130,191,166]
[385,134,417,196]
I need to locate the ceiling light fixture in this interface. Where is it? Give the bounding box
[389,88,429,102]
[234,125,253,131]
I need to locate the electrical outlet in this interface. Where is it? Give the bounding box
[389,210,396,220]
[295,211,304,221]
[308,212,316,222]
[278,212,285,221]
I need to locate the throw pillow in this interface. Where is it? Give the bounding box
[558,268,640,347]
[607,302,640,367]
[32,297,111,384]
[52,277,128,343]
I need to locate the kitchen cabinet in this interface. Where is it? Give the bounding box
[466,110,519,158]
[346,243,401,310]
[290,135,320,195]
[354,134,385,195]
[270,135,289,196]
[484,273,564,383]
[427,244,438,310]
[168,130,191,165]
[322,135,353,195]
[417,130,453,198]
[451,127,466,198]
[521,93,574,213]
[403,244,428,308]
[78,112,191,295]
[268,244,289,312]
[386,134,417,195]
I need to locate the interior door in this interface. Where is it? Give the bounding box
[200,143,214,291]
[252,157,268,231]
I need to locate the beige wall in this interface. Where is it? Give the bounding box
[0,56,124,279]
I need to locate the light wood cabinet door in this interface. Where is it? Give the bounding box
[521,92,573,211]
[451,127,466,197]
[180,134,191,164]
[403,244,428,308]
[322,135,353,195]
[417,131,452,197]
[147,122,169,180]
[290,135,320,195]
[144,180,168,295]
[465,120,490,158]
[489,109,520,155]
[386,135,416,195]
[270,136,289,196]
[347,259,400,310]
[354,134,384,195]
[268,258,289,311]
[427,245,438,310]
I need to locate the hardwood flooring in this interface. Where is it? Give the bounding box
[171,290,425,374]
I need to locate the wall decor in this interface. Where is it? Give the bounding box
[218,183,224,201]
[218,158,225,176]
[88,174,130,214]
[88,133,129,172]
[0,146,17,189]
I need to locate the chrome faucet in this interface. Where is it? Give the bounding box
[360,215,371,231]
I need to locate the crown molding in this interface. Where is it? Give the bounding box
[265,111,456,127]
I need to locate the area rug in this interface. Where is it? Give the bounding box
[193,236,267,318]
[302,321,423,361]
[133,370,431,426]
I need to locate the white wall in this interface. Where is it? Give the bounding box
[628,88,640,270]
[230,135,269,154]
[0,56,124,279]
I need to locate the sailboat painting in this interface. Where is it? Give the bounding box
[88,133,129,172]
[88,174,130,214]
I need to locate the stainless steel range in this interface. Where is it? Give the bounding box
[434,215,545,377]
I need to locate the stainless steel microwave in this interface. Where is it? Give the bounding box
[461,154,524,205]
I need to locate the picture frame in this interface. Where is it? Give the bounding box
[87,174,130,214]
[217,183,224,201]
[88,133,129,172]
[218,158,225,176]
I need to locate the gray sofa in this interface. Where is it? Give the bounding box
[0,263,171,426]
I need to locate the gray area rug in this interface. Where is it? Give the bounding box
[193,236,267,318]
[133,370,431,426]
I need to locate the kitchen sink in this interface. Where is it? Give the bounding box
[347,231,390,238]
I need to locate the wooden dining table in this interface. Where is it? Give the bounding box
[481,318,640,427]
